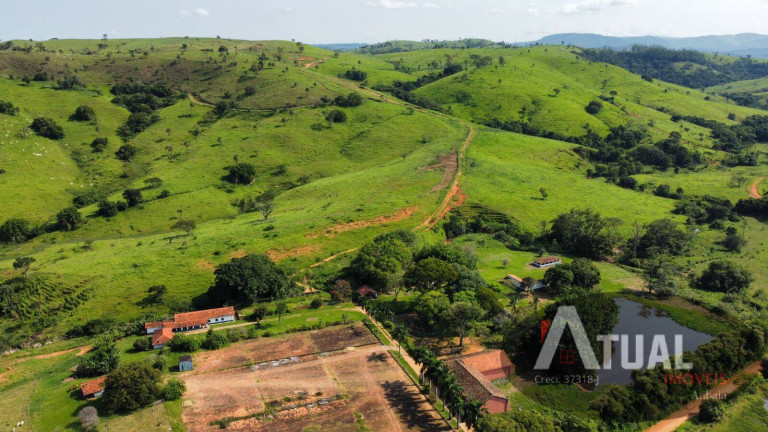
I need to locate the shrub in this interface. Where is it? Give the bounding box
[585,100,603,114]
[698,399,724,423]
[309,298,324,309]
[30,117,65,139]
[167,333,200,352]
[226,162,257,184]
[618,176,637,190]
[696,260,753,293]
[98,200,119,217]
[344,70,367,81]
[90,137,108,152]
[326,109,347,124]
[163,379,186,401]
[0,100,19,115]
[0,218,32,243]
[133,338,151,352]
[56,75,85,90]
[334,92,362,107]
[56,206,84,231]
[201,329,229,350]
[78,406,100,431]
[115,144,138,161]
[72,105,95,121]
[122,189,143,207]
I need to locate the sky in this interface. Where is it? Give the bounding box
[1,0,767,44]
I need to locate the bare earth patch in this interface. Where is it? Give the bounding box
[182,344,450,432]
[265,245,319,262]
[197,260,216,272]
[229,249,249,259]
[306,207,418,238]
[420,151,458,192]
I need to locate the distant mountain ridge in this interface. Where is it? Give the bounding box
[527,33,768,58]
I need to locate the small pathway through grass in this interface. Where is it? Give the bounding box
[750,177,765,198]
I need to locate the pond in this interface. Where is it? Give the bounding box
[596,298,714,385]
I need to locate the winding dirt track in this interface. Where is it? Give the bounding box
[644,361,762,432]
[749,177,765,199]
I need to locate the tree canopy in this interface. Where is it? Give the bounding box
[208,254,296,305]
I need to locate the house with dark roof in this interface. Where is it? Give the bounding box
[532,256,562,268]
[357,286,378,300]
[145,306,237,334]
[447,349,513,414]
[80,376,106,399]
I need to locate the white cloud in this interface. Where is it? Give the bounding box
[553,0,636,15]
[483,7,507,13]
[179,8,210,18]
[527,7,540,16]
[368,0,418,9]
[422,2,439,8]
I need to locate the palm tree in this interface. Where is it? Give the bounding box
[463,399,488,429]
[391,324,409,354]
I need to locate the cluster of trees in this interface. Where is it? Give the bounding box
[585,100,603,114]
[735,196,768,217]
[110,81,178,139]
[350,231,503,345]
[476,407,598,432]
[333,92,363,107]
[225,162,257,184]
[0,99,19,115]
[206,254,298,306]
[576,127,701,180]
[30,117,65,140]
[548,209,621,260]
[670,113,768,157]
[101,362,185,414]
[343,69,367,81]
[591,324,766,423]
[443,206,533,249]
[55,75,85,90]
[580,45,768,88]
[673,195,736,225]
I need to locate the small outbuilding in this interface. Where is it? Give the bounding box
[80,376,106,399]
[532,256,562,268]
[179,355,193,372]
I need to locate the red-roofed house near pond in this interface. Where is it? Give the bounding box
[145,306,237,348]
[447,350,514,414]
[80,376,106,399]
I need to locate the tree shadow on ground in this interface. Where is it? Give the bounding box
[380,380,451,431]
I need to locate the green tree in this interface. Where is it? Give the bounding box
[115,144,138,161]
[167,333,200,352]
[699,399,724,423]
[72,105,95,121]
[569,258,601,290]
[122,189,143,207]
[102,362,162,414]
[0,218,32,243]
[250,303,268,327]
[97,200,119,217]
[549,209,620,259]
[30,117,65,139]
[441,302,485,347]
[255,191,275,220]
[414,290,450,328]
[163,379,186,401]
[208,255,296,305]
[13,256,35,277]
[226,162,257,184]
[275,301,288,324]
[696,260,753,293]
[171,220,196,236]
[90,137,108,152]
[403,258,459,293]
[133,338,151,352]
[76,343,120,377]
[202,328,229,350]
[391,324,409,354]
[326,109,347,125]
[56,206,83,231]
[347,238,412,290]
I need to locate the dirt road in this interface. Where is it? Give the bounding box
[644,361,763,432]
[749,177,765,199]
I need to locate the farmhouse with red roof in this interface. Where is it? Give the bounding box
[145,306,237,348]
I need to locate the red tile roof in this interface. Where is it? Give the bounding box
[144,321,165,330]
[80,376,106,397]
[460,349,513,375]
[534,256,561,265]
[174,306,235,324]
[505,274,523,282]
[151,327,174,346]
[447,359,506,403]
[358,286,377,296]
